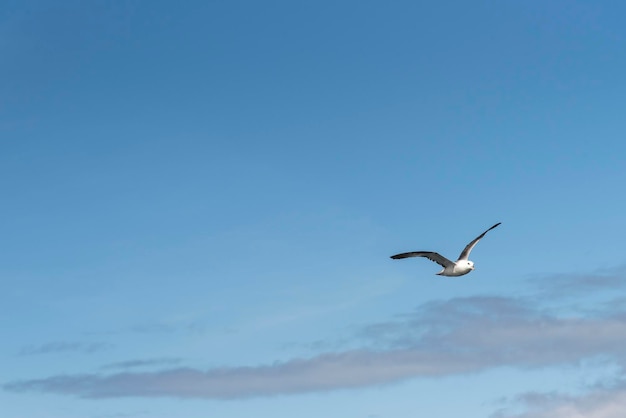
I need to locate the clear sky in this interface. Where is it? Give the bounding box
[3,1,626,417]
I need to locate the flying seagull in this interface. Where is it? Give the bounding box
[390,222,501,276]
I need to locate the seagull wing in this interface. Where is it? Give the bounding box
[457,222,501,261]
[390,251,454,268]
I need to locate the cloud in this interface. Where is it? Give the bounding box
[1,349,492,399]
[130,321,208,335]
[528,266,626,299]
[6,294,626,400]
[493,381,626,418]
[18,342,113,356]
[101,358,183,370]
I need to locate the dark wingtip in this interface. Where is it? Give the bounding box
[390,253,413,259]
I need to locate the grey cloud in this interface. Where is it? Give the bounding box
[6,295,626,399]
[2,349,494,399]
[101,358,183,370]
[358,296,538,348]
[493,381,626,418]
[529,267,626,299]
[130,321,208,335]
[19,342,113,356]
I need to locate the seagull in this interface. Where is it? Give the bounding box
[390,222,501,276]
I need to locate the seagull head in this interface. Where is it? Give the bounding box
[466,260,475,270]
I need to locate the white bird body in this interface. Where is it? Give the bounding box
[390,223,501,277]
[437,260,474,277]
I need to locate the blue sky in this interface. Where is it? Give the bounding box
[2,1,626,417]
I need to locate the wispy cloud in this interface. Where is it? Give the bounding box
[493,381,626,418]
[528,266,626,299]
[1,349,488,399]
[6,291,626,400]
[101,358,183,371]
[130,321,208,335]
[18,342,113,356]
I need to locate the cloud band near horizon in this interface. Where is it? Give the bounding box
[6,294,626,401]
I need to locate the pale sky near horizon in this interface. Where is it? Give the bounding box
[3,1,626,417]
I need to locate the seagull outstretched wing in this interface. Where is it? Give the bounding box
[457,222,501,261]
[390,251,454,268]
